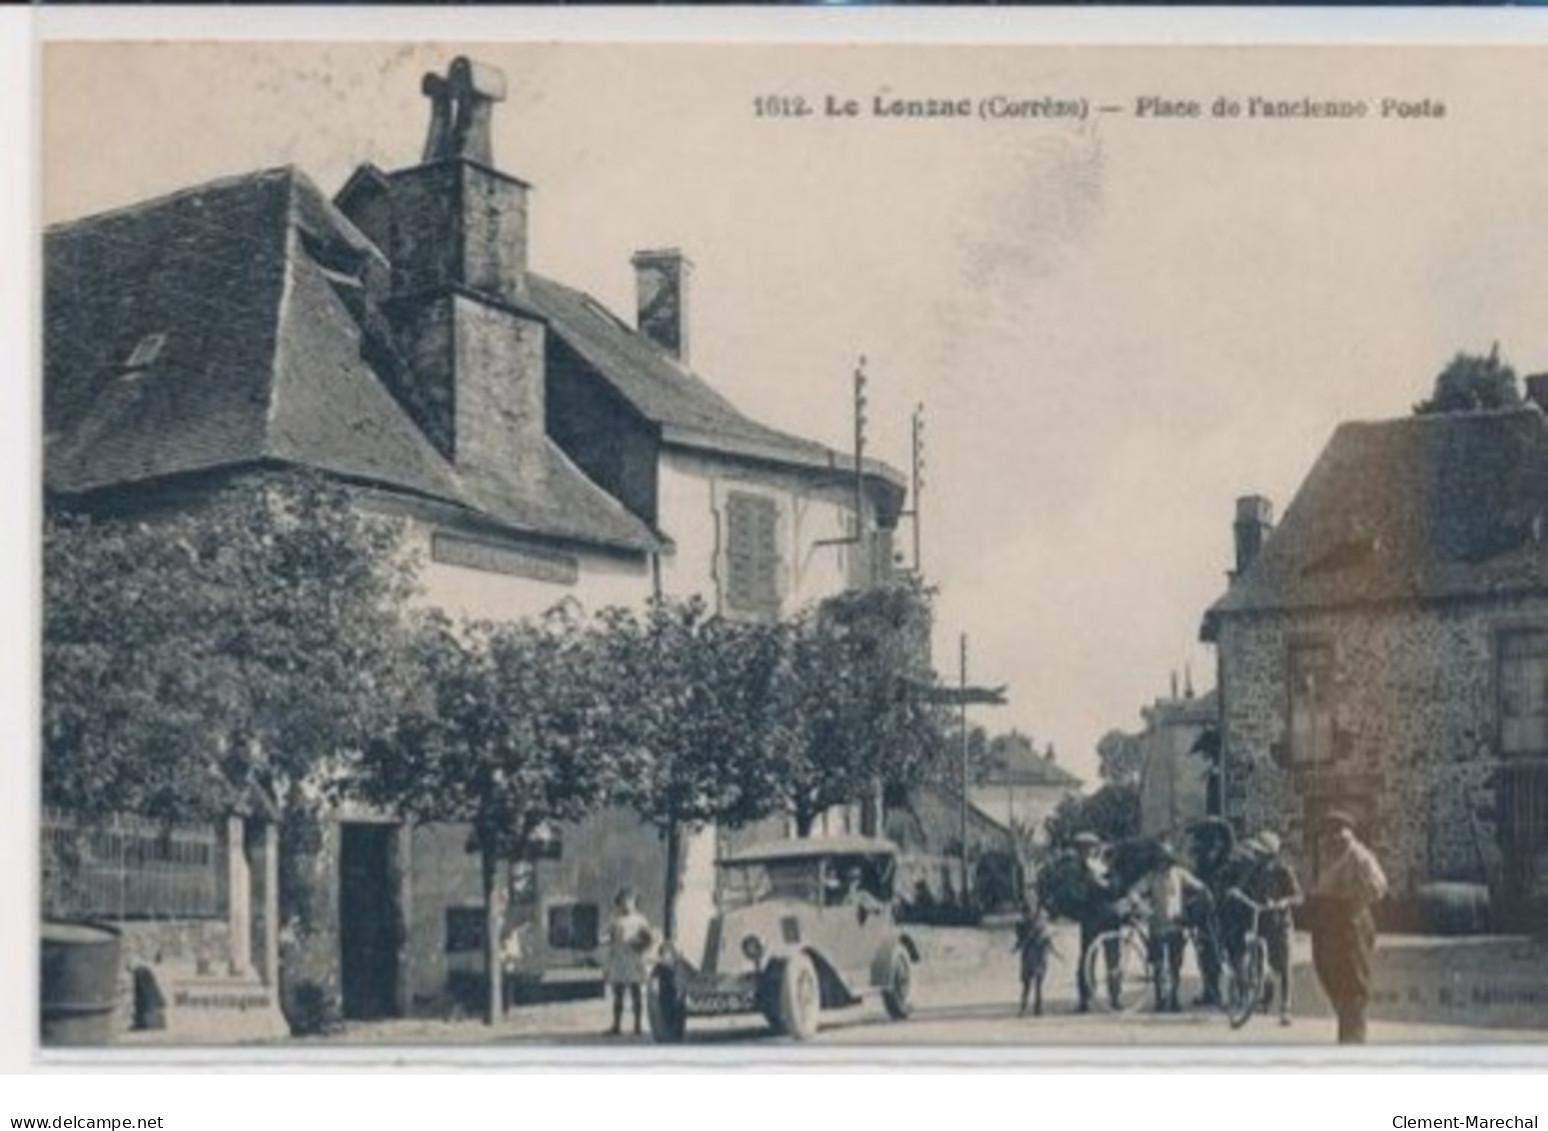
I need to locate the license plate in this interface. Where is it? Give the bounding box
[685,989,755,1015]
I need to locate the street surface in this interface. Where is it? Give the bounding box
[320,924,1548,1048]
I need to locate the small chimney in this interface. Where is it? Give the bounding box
[1526,374,1548,412]
[631,249,692,362]
[1234,495,1274,576]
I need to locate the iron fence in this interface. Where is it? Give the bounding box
[41,809,225,920]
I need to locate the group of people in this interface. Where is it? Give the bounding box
[1047,809,1387,1041]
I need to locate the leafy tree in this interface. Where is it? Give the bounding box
[355,605,621,1024]
[596,596,786,940]
[1043,781,1141,851]
[43,472,417,826]
[1095,729,1143,788]
[1414,346,1521,415]
[766,578,950,837]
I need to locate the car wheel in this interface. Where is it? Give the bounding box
[646,966,686,1044]
[777,954,821,1041]
[882,946,913,1020]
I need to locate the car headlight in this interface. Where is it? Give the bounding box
[740,935,765,965]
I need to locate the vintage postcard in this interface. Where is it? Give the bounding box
[28,34,1548,1067]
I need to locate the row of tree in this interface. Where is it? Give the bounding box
[43,473,950,1024]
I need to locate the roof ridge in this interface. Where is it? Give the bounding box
[47,166,302,234]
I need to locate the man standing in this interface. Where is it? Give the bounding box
[1189,817,1239,1006]
[1310,811,1388,1044]
[1071,832,1121,1013]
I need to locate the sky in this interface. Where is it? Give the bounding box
[39,41,1548,786]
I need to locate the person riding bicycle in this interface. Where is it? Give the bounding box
[1143,840,1210,1013]
[1238,830,1303,1027]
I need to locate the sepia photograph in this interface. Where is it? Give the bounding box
[31,36,1548,1061]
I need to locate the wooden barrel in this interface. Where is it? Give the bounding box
[40,921,122,1046]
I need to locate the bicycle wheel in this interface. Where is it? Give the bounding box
[1083,926,1152,1013]
[1226,938,1268,1029]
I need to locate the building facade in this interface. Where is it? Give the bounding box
[43,57,906,1026]
[1136,688,1219,841]
[1201,407,1548,928]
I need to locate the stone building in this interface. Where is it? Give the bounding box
[43,58,905,1026]
[1201,405,1548,928]
[1136,686,1219,841]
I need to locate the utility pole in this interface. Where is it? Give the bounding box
[910,404,925,574]
[959,632,970,901]
[853,357,868,540]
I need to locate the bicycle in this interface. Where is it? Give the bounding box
[1222,888,1275,1029]
[1080,907,1154,1014]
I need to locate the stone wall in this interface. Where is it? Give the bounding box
[1214,596,1548,896]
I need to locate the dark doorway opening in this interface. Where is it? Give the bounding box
[339,823,399,1021]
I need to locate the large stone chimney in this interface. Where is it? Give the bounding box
[1233,495,1274,577]
[333,57,545,491]
[631,248,692,363]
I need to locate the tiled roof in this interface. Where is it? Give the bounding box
[526,273,906,491]
[44,168,660,554]
[1205,408,1548,625]
[981,758,1084,789]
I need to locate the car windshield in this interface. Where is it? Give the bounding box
[717,858,823,909]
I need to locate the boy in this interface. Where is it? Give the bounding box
[1244,830,1303,1026]
[1012,899,1055,1017]
[603,887,654,1036]
[1144,841,1209,1012]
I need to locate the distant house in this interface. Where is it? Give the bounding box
[1201,403,1548,927]
[885,783,1021,914]
[966,745,1083,847]
[43,58,905,1024]
[1136,687,1219,841]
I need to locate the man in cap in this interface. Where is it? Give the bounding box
[1309,810,1387,1044]
[1241,829,1303,1026]
[1070,831,1122,1012]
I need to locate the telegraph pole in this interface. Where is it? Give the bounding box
[910,404,925,574]
[959,633,970,900]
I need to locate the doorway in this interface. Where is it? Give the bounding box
[339,823,400,1020]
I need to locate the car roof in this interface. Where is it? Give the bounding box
[716,835,900,865]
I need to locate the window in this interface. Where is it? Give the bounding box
[444,907,486,954]
[546,902,599,951]
[1500,629,1548,756]
[1287,642,1336,766]
[724,491,781,619]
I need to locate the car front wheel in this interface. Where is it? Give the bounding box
[776,954,821,1041]
[882,946,913,1020]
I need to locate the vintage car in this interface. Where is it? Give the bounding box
[644,835,920,1042]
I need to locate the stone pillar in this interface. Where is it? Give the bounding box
[261,821,280,988]
[227,816,252,977]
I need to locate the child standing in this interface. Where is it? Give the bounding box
[1244,830,1303,1027]
[1012,900,1055,1017]
[604,887,654,1036]
[1144,841,1209,1013]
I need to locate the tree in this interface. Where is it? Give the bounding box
[43,472,417,826]
[1043,781,1141,851]
[355,605,621,1024]
[766,579,950,838]
[1414,346,1521,415]
[597,596,786,940]
[1095,729,1143,788]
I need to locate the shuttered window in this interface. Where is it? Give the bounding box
[725,491,781,619]
[1287,642,1336,766]
[1500,629,1548,755]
